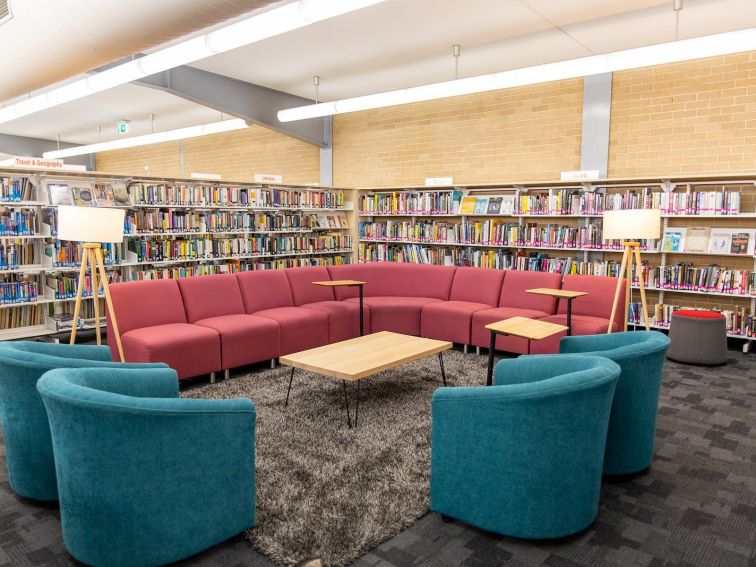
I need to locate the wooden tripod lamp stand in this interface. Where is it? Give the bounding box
[603,209,661,333]
[58,206,126,362]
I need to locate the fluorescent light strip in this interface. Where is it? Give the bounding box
[42,119,248,159]
[278,27,756,122]
[0,0,387,125]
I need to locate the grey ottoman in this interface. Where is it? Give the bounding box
[667,309,728,365]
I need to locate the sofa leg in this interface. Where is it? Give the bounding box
[476,346,481,356]
[463,344,468,354]
[270,359,276,369]
[224,369,230,380]
[440,514,454,523]
[210,372,216,384]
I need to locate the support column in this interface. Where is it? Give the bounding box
[320,116,333,186]
[580,73,612,178]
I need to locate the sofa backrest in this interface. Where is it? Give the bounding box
[558,274,626,319]
[449,267,504,305]
[328,262,455,300]
[498,270,562,313]
[236,270,294,313]
[177,274,245,323]
[285,266,334,306]
[107,280,187,336]
[325,265,372,300]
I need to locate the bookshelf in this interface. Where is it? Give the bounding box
[357,174,756,351]
[0,168,355,341]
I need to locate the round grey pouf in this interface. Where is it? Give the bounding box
[666,310,728,365]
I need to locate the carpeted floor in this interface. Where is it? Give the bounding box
[0,348,754,567]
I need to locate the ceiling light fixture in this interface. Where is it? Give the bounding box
[42,119,249,159]
[0,0,387,125]
[278,27,756,122]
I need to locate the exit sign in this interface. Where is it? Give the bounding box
[117,121,130,134]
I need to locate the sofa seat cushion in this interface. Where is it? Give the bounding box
[301,301,371,343]
[121,323,221,380]
[421,301,493,344]
[471,307,552,355]
[195,314,280,369]
[252,307,329,355]
[530,314,620,355]
[346,296,442,336]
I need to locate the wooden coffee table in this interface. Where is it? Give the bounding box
[280,331,452,427]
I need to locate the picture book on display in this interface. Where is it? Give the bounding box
[48,183,74,206]
[684,227,710,253]
[72,185,95,207]
[661,228,686,252]
[730,232,751,255]
[486,197,503,215]
[708,230,732,254]
[500,195,516,215]
[473,197,489,215]
[112,181,131,206]
[459,196,477,215]
[93,183,115,206]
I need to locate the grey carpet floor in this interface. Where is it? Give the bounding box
[1,348,755,566]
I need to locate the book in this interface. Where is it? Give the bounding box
[72,185,95,207]
[336,213,349,229]
[500,195,516,215]
[93,183,115,206]
[112,181,130,206]
[486,197,503,215]
[661,228,686,252]
[708,230,732,254]
[730,232,750,255]
[473,197,489,215]
[459,196,477,215]
[48,183,74,206]
[684,227,710,253]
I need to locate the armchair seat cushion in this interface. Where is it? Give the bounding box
[421,301,493,344]
[252,307,328,355]
[195,314,280,369]
[122,323,221,380]
[301,301,371,342]
[530,314,619,355]
[471,307,551,354]
[346,296,442,336]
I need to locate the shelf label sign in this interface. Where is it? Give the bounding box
[560,170,600,181]
[425,176,453,186]
[254,173,283,183]
[0,156,65,169]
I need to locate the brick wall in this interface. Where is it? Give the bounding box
[95,125,320,184]
[609,52,756,177]
[333,79,584,187]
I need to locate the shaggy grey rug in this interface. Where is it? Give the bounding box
[183,348,488,567]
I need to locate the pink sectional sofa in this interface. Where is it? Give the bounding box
[105,263,626,380]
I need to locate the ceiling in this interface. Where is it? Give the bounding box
[2,0,756,147]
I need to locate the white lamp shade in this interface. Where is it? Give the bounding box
[57,206,125,243]
[602,209,661,241]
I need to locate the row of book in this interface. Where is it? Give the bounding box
[0,243,36,270]
[359,191,462,215]
[661,227,755,255]
[47,300,105,332]
[49,273,120,299]
[0,304,44,330]
[358,220,462,243]
[630,263,756,295]
[124,210,350,234]
[0,280,39,304]
[128,234,353,263]
[0,210,38,236]
[1,177,34,203]
[627,303,755,337]
[46,242,123,268]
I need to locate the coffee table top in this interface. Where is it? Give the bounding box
[312,280,366,287]
[526,288,588,299]
[279,331,452,381]
[484,316,568,340]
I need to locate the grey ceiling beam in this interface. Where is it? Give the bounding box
[0,133,95,170]
[135,66,329,147]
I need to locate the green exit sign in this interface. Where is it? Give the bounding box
[117,121,130,134]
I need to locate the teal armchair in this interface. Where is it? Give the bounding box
[0,341,164,501]
[37,366,256,567]
[559,330,671,475]
[431,355,620,539]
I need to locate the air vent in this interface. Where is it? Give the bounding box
[0,0,11,25]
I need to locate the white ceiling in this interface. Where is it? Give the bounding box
[2,0,756,147]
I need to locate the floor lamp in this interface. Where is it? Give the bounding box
[57,206,126,362]
[603,209,661,333]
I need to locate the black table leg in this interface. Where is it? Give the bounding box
[359,285,364,336]
[285,366,295,407]
[566,297,573,336]
[438,352,447,386]
[342,380,357,428]
[486,331,497,386]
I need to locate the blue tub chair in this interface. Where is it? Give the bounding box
[0,341,165,501]
[431,354,620,539]
[37,366,256,567]
[559,330,671,475]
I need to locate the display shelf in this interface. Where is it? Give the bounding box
[121,249,354,267]
[631,285,755,299]
[627,320,754,342]
[358,238,659,254]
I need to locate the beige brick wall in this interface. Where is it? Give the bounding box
[609,52,756,177]
[95,125,320,184]
[333,79,584,187]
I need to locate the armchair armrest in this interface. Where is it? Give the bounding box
[559,333,630,354]
[40,366,179,399]
[2,341,112,361]
[493,354,597,386]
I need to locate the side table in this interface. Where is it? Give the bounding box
[525,288,587,336]
[312,280,367,336]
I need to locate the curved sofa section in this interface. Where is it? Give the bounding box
[106,263,626,380]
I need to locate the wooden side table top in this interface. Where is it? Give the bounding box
[279,331,451,381]
[312,280,366,287]
[526,288,588,299]
[484,316,568,340]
